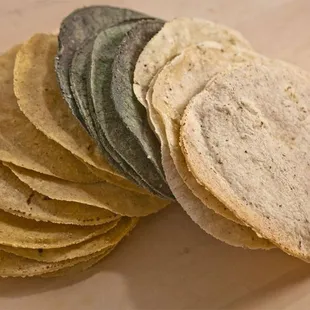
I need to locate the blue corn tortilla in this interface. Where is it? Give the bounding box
[55,6,147,125]
[69,34,149,186]
[90,20,173,199]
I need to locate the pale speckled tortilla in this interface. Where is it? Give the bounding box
[146,72,272,249]
[0,247,113,278]
[181,59,310,261]
[161,148,273,249]
[0,209,118,249]
[134,17,252,107]
[0,45,98,183]
[0,217,137,262]
[6,163,169,217]
[14,33,145,194]
[55,5,147,122]
[144,76,160,137]
[0,162,119,225]
[151,42,258,222]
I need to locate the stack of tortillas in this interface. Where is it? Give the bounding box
[0,5,309,278]
[0,7,172,278]
[139,17,310,260]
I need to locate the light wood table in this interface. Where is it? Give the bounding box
[1,0,310,309]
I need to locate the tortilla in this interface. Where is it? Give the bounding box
[0,217,137,262]
[0,45,99,183]
[133,17,252,107]
[91,21,172,198]
[90,22,149,188]
[181,59,310,261]
[0,162,119,225]
[69,37,134,183]
[15,33,123,178]
[55,5,147,121]
[6,163,169,217]
[69,38,99,139]
[41,246,115,277]
[151,42,258,222]
[161,148,273,249]
[86,165,149,195]
[71,25,149,188]
[146,69,271,249]
[0,208,118,249]
[111,20,166,180]
[144,76,160,136]
[0,247,113,278]
[14,34,146,194]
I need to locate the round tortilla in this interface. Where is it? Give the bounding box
[0,247,113,278]
[15,33,146,194]
[69,36,142,186]
[111,19,167,184]
[69,38,100,139]
[181,59,310,261]
[0,217,137,262]
[0,162,119,225]
[84,22,152,187]
[146,59,272,249]
[15,33,124,179]
[86,165,149,195]
[41,246,115,278]
[55,5,147,122]
[133,17,252,107]
[6,163,169,217]
[0,45,99,183]
[0,209,118,249]
[151,42,258,222]
[161,148,273,249]
[90,21,172,198]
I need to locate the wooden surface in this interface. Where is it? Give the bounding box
[1,0,310,309]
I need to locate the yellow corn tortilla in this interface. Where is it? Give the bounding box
[0,44,99,183]
[15,33,124,179]
[14,33,148,194]
[6,163,169,217]
[41,246,115,278]
[87,165,149,195]
[0,247,113,278]
[0,217,137,262]
[0,209,118,249]
[0,162,119,225]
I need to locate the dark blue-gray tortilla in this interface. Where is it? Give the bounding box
[69,33,150,187]
[69,40,97,138]
[90,20,173,199]
[55,6,147,125]
[111,19,167,181]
